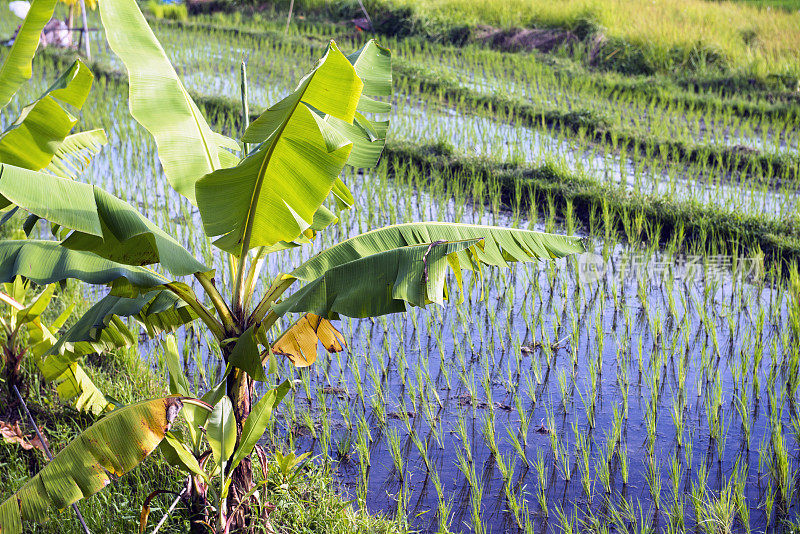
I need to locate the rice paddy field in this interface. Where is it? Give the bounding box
[2,3,800,533]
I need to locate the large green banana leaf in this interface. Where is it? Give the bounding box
[273,240,481,319]
[197,41,369,255]
[275,228,584,320]
[46,129,108,180]
[0,0,58,110]
[0,60,95,171]
[324,41,392,169]
[98,0,237,204]
[0,239,167,289]
[43,289,196,379]
[0,164,208,276]
[291,222,586,281]
[0,397,204,533]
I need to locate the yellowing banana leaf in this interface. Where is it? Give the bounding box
[0,0,58,110]
[0,165,209,276]
[99,0,236,204]
[0,60,95,171]
[291,222,586,282]
[0,397,203,533]
[39,290,195,409]
[7,289,116,415]
[46,129,108,180]
[272,313,346,367]
[50,361,114,415]
[273,240,480,320]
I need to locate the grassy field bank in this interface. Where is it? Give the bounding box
[192,0,800,80]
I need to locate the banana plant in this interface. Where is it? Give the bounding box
[0,0,586,531]
[0,273,118,415]
[0,0,124,413]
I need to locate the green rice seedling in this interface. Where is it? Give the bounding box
[618,440,629,486]
[734,394,752,450]
[693,479,738,534]
[762,480,775,528]
[732,463,750,534]
[667,495,685,533]
[454,411,473,466]
[506,425,528,468]
[577,434,592,501]
[557,440,572,482]
[558,369,570,411]
[668,452,683,504]
[610,405,624,447]
[434,485,454,533]
[534,450,548,517]
[386,427,404,476]
[498,453,523,527]
[577,384,596,429]
[456,444,484,534]
[554,504,578,534]
[768,421,794,512]
[302,410,318,440]
[334,429,354,463]
[646,456,662,510]
[595,438,612,494]
[545,406,558,455]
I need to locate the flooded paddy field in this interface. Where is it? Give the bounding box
[1,7,799,533]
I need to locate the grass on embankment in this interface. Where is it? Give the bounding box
[385,140,800,267]
[0,318,406,533]
[395,62,800,184]
[147,15,800,112]
[185,0,800,81]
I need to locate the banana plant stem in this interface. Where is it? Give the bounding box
[12,385,92,534]
[164,283,225,340]
[194,273,236,333]
[248,275,295,327]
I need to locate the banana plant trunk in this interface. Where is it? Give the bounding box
[226,363,255,531]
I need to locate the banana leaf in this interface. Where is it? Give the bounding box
[0,60,95,171]
[291,222,586,281]
[0,0,58,109]
[0,165,209,276]
[0,397,207,533]
[98,0,237,204]
[197,41,367,255]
